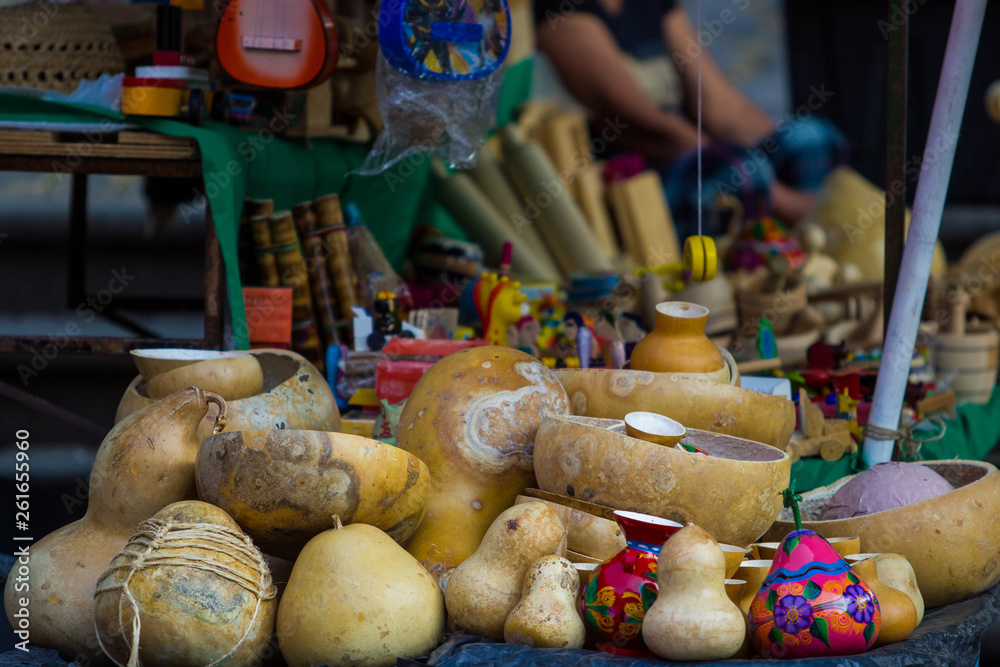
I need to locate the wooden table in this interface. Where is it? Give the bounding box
[0,128,224,437]
[0,128,224,354]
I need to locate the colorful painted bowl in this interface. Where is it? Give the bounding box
[749,530,880,659]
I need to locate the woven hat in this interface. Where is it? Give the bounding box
[1,0,125,94]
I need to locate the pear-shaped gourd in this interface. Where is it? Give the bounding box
[643,524,745,661]
[445,502,567,640]
[872,553,924,626]
[276,517,445,667]
[851,556,917,647]
[749,530,881,659]
[504,555,585,649]
[3,388,225,663]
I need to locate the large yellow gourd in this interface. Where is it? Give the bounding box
[396,347,570,578]
[276,519,445,667]
[444,502,567,641]
[642,524,745,661]
[94,501,276,667]
[3,388,225,663]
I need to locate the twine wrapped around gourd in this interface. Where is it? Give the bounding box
[94,502,276,667]
[0,1,124,93]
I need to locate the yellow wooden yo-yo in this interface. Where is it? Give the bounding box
[683,235,718,282]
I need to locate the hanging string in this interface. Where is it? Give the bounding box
[696,0,703,238]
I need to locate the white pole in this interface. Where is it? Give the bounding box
[863,0,987,467]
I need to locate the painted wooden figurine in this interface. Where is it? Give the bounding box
[595,310,626,369]
[563,312,594,369]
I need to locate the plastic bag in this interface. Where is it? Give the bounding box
[355,0,510,174]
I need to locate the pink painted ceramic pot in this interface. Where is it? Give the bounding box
[749,529,881,659]
[580,511,682,656]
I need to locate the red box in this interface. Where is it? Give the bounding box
[243,287,293,345]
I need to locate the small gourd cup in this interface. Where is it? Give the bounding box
[624,411,686,448]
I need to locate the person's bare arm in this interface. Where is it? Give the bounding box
[662,8,774,146]
[536,12,701,162]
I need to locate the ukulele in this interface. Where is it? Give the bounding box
[217,0,339,89]
[380,0,510,81]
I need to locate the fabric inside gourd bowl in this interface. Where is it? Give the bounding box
[761,460,1000,608]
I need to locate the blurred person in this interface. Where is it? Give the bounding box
[533,0,849,237]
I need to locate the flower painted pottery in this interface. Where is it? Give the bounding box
[630,302,726,375]
[534,416,791,547]
[580,511,682,656]
[850,555,917,646]
[762,461,1000,607]
[750,529,880,659]
[553,369,795,449]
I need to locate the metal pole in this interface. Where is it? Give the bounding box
[864,0,987,467]
[884,0,908,340]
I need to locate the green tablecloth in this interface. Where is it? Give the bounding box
[792,384,1000,491]
[0,62,533,348]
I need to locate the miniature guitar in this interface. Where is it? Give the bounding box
[379,0,511,81]
[216,0,338,89]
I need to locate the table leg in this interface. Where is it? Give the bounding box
[204,209,224,350]
[66,172,88,308]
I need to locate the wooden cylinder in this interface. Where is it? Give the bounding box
[268,211,324,372]
[293,201,342,348]
[249,202,279,287]
[314,194,360,320]
[935,326,999,404]
[239,198,273,286]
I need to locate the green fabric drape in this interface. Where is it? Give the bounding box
[791,385,1000,491]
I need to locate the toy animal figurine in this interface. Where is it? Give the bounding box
[482,279,527,347]
[595,310,626,369]
[563,312,594,369]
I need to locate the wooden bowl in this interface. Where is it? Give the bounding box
[553,369,795,450]
[720,543,749,579]
[624,411,685,447]
[761,460,1000,608]
[533,415,791,547]
[131,348,251,381]
[117,349,340,440]
[735,560,772,613]
[196,429,430,560]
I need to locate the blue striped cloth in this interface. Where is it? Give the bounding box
[662,116,849,239]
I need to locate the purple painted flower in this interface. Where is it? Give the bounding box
[774,595,814,634]
[845,584,875,624]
